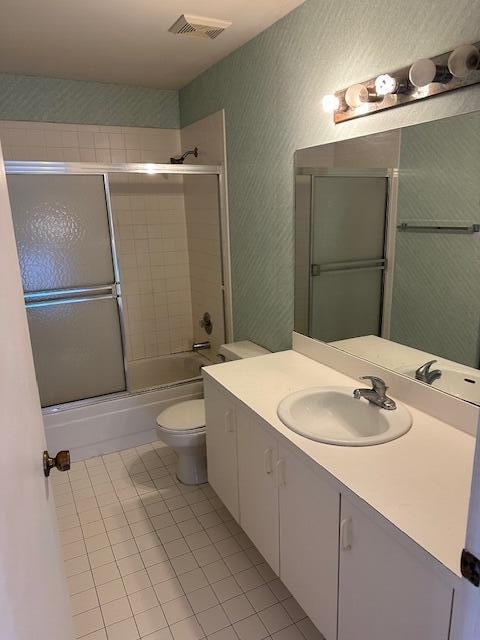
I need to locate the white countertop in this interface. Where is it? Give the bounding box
[204,350,476,578]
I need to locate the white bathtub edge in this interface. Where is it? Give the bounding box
[43,381,203,461]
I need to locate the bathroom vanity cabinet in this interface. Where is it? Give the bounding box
[204,375,455,640]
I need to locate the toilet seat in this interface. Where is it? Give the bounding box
[156,399,205,434]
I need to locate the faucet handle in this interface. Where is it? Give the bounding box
[359,375,388,395]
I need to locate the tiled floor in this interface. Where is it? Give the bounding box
[52,442,325,640]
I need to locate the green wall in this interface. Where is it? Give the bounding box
[0,73,179,128]
[180,0,480,352]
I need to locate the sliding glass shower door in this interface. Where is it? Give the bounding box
[8,174,126,406]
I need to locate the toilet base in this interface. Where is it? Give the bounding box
[176,449,208,485]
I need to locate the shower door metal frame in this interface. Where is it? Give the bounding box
[5,161,233,409]
[301,167,398,341]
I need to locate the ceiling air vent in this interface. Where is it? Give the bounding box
[168,14,232,40]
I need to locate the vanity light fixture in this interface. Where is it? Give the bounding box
[324,40,480,123]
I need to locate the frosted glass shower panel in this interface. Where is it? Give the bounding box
[310,176,388,341]
[7,174,114,291]
[27,297,126,407]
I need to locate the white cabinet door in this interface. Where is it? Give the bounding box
[237,409,280,573]
[338,496,453,640]
[278,445,339,640]
[204,378,239,520]
[0,149,74,639]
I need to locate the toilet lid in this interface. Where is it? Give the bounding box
[156,399,205,431]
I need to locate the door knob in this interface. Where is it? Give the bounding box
[43,450,70,477]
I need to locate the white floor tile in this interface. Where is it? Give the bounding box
[258,605,292,634]
[73,607,104,638]
[93,562,122,586]
[170,616,205,640]
[135,605,168,636]
[118,554,146,577]
[97,578,127,605]
[245,586,278,613]
[147,560,177,584]
[141,545,169,567]
[65,555,91,577]
[71,587,99,615]
[154,577,184,604]
[68,570,95,596]
[123,569,152,595]
[192,546,221,568]
[58,445,320,640]
[233,615,269,640]
[202,560,231,584]
[272,627,304,640]
[222,594,255,624]
[86,533,111,553]
[187,585,219,614]
[108,526,134,546]
[128,586,159,615]
[102,596,133,626]
[197,605,231,636]
[178,568,209,593]
[162,595,194,625]
[106,617,140,640]
[211,577,242,604]
[281,599,306,624]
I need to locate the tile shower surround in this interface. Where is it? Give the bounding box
[110,177,193,360]
[0,120,223,363]
[53,442,325,640]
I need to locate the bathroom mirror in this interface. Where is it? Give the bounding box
[294,111,480,405]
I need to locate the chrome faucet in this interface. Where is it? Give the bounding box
[353,376,397,410]
[415,360,442,385]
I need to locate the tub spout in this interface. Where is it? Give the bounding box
[193,341,211,351]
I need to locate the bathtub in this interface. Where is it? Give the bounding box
[43,351,213,461]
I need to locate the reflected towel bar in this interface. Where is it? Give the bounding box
[397,223,480,234]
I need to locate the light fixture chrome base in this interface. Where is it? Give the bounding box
[333,41,480,123]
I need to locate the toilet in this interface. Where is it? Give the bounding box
[155,341,270,485]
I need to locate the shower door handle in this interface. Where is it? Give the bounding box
[43,450,70,477]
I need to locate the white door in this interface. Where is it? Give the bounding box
[237,409,279,573]
[338,496,453,640]
[204,377,239,520]
[452,425,480,640]
[0,149,74,640]
[278,445,339,640]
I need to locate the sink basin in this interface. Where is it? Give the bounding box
[277,386,412,446]
[397,366,480,404]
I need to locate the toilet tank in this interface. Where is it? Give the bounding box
[218,340,270,361]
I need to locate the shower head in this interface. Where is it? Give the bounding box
[170,147,199,164]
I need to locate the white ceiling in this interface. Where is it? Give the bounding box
[0,0,306,89]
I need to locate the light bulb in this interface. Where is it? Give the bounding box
[344,84,380,109]
[345,84,368,108]
[322,94,340,113]
[375,74,398,96]
[409,58,436,88]
[448,44,480,78]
